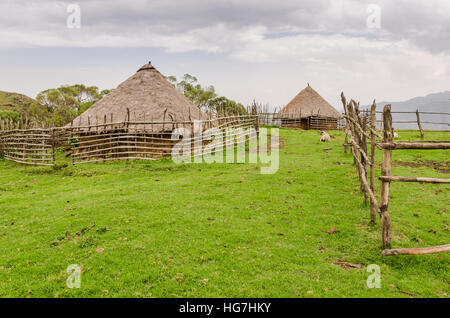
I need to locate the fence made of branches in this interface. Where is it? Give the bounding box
[362,109,449,134]
[69,115,258,165]
[0,128,56,166]
[257,112,345,130]
[0,115,259,166]
[341,93,449,256]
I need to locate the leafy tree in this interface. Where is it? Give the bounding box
[170,74,248,116]
[166,76,177,87]
[30,85,111,126]
[0,109,20,122]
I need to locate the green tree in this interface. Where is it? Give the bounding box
[171,74,248,116]
[30,85,111,126]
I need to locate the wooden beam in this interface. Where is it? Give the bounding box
[341,92,349,154]
[378,142,450,150]
[416,109,424,141]
[402,140,450,143]
[369,101,377,224]
[382,244,450,256]
[380,104,393,248]
[379,176,450,184]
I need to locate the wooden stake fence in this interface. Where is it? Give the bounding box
[341,93,449,255]
[0,115,259,166]
[379,105,393,248]
[377,106,449,252]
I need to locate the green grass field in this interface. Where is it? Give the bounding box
[0,129,448,298]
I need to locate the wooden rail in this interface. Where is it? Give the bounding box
[378,105,449,255]
[70,116,258,165]
[382,244,450,256]
[341,93,449,255]
[0,115,259,166]
[378,142,450,150]
[379,176,450,183]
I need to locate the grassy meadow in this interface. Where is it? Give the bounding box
[0,128,448,298]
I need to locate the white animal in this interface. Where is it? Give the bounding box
[320,131,331,142]
[393,132,399,138]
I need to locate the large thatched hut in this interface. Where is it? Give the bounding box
[71,62,206,132]
[278,84,342,130]
[68,62,208,162]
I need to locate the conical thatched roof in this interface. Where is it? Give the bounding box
[279,84,341,119]
[71,62,206,131]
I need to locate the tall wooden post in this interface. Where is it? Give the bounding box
[342,100,350,134]
[380,104,393,248]
[369,101,377,224]
[70,121,74,165]
[126,108,130,129]
[126,108,131,162]
[353,102,368,203]
[103,115,107,161]
[416,109,424,141]
[347,101,364,194]
[344,117,349,154]
[162,109,167,131]
[51,128,56,166]
[361,114,368,204]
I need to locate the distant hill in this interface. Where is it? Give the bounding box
[0,90,36,122]
[363,91,450,130]
[0,90,35,109]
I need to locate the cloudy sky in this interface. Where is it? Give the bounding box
[1,0,449,111]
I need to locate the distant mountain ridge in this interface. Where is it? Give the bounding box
[363,91,450,130]
[0,90,36,123]
[0,90,35,109]
[373,91,450,113]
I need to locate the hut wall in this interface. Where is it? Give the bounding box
[280,118,308,129]
[308,116,338,130]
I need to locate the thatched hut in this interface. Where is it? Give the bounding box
[278,84,342,130]
[70,62,206,132]
[68,62,208,162]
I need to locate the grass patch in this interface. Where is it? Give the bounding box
[0,129,448,298]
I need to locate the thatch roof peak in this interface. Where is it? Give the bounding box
[137,62,155,72]
[279,85,341,119]
[70,62,206,131]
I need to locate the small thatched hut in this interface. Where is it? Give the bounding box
[70,62,206,132]
[278,84,341,130]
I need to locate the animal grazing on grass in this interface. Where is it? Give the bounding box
[320,131,331,142]
[393,132,399,138]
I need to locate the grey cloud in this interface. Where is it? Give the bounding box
[1,0,449,53]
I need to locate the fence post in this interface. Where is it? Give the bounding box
[162,109,167,131]
[341,93,349,153]
[348,101,366,200]
[416,109,424,141]
[361,114,368,204]
[126,108,131,161]
[51,128,56,166]
[254,114,259,137]
[369,101,377,224]
[0,121,3,158]
[380,104,393,248]
[70,121,74,165]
